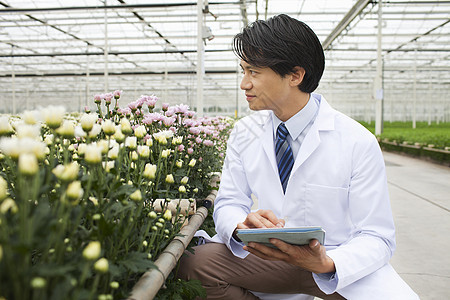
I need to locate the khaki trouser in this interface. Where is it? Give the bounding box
[177,243,345,299]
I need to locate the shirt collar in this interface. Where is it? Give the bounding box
[271,95,319,140]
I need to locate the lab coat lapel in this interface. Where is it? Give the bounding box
[290,96,335,176]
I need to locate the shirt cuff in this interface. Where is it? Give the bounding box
[313,271,339,295]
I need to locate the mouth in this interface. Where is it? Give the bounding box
[245,94,256,101]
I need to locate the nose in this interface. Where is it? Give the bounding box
[240,74,252,90]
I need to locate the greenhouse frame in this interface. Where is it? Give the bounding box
[1,0,449,128]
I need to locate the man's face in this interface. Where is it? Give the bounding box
[239,60,291,115]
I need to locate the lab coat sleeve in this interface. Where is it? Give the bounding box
[213,123,254,258]
[313,134,396,294]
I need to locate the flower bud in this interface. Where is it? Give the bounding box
[142,240,148,247]
[0,176,8,201]
[120,118,133,135]
[134,125,147,139]
[125,136,137,150]
[110,281,119,289]
[193,188,199,193]
[19,153,39,176]
[102,120,116,136]
[178,185,186,193]
[163,210,172,221]
[31,277,47,289]
[148,211,157,219]
[161,149,170,158]
[113,127,125,143]
[130,190,142,202]
[175,160,183,168]
[108,145,119,160]
[94,258,109,273]
[180,176,189,185]
[146,137,153,147]
[83,241,101,260]
[143,164,157,180]
[131,151,139,161]
[165,174,174,184]
[0,198,18,214]
[188,159,196,167]
[137,145,150,158]
[66,181,83,201]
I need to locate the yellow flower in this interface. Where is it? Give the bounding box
[19,153,39,175]
[165,174,174,184]
[146,138,153,147]
[83,241,101,260]
[143,163,157,180]
[176,160,183,168]
[94,258,109,273]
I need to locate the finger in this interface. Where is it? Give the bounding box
[245,213,274,228]
[308,239,321,253]
[256,210,283,227]
[236,222,249,229]
[248,242,288,261]
[244,244,281,261]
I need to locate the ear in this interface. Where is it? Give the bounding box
[289,67,306,87]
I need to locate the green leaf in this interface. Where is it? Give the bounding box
[118,251,156,273]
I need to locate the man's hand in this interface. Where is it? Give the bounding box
[244,238,336,274]
[237,209,285,229]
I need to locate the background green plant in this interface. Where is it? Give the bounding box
[359,121,450,149]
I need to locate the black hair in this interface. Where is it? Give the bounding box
[233,14,325,93]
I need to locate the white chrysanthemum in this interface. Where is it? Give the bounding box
[42,106,66,129]
[0,117,14,136]
[22,110,40,125]
[74,125,87,138]
[137,145,150,158]
[88,124,102,139]
[143,163,157,180]
[102,120,116,136]
[108,145,119,160]
[84,143,102,164]
[19,153,39,175]
[0,137,46,160]
[125,136,137,150]
[80,113,97,132]
[134,125,147,139]
[16,124,41,139]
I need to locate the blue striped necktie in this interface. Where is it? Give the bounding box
[275,123,294,193]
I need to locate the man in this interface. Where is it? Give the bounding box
[178,14,418,299]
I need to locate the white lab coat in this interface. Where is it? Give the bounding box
[211,94,419,299]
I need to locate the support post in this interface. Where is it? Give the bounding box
[374,0,383,136]
[196,0,204,117]
[11,45,16,115]
[104,0,109,93]
[413,46,417,129]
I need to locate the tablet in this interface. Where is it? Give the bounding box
[236,226,325,249]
